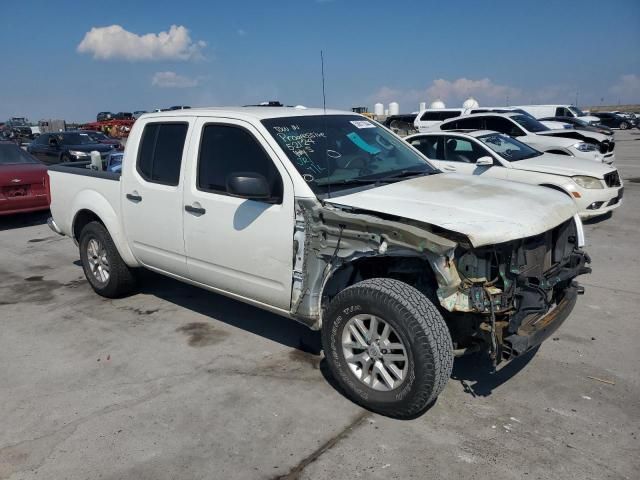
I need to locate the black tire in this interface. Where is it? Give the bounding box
[619,121,629,130]
[322,278,453,418]
[79,221,136,298]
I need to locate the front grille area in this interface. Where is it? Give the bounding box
[599,141,615,154]
[604,170,621,187]
[599,142,608,154]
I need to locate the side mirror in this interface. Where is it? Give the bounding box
[226,172,271,200]
[476,156,494,166]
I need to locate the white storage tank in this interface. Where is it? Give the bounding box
[374,103,384,116]
[419,102,426,111]
[463,97,479,109]
[430,100,446,109]
[388,102,399,115]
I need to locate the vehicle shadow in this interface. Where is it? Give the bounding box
[137,270,322,354]
[0,210,50,231]
[582,211,613,225]
[450,347,539,397]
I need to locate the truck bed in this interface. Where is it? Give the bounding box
[47,161,122,238]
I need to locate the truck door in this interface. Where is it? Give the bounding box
[121,119,192,277]
[182,118,294,310]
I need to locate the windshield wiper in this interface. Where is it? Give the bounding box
[369,168,436,183]
[318,167,435,188]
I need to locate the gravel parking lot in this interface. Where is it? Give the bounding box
[1,130,639,480]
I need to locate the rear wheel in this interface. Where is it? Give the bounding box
[322,278,453,418]
[79,221,136,298]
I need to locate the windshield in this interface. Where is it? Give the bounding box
[61,133,94,145]
[0,144,39,164]
[262,115,438,195]
[569,106,586,117]
[477,133,542,162]
[511,114,549,132]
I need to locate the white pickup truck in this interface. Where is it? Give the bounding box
[47,107,591,418]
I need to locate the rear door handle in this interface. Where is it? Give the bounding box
[443,166,456,171]
[126,193,142,202]
[185,205,206,215]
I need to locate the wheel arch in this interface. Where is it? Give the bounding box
[70,191,139,267]
[538,183,573,198]
[321,255,441,318]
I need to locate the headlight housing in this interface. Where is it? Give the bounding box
[573,175,603,189]
[68,150,89,157]
[573,142,597,152]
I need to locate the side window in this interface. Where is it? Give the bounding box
[455,117,483,130]
[555,107,566,116]
[439,111,462,121]
[197,124,283,203]
[137,123,188,186]
[410,136,442,159]
[485,117,523,136]
[443,137,484,163]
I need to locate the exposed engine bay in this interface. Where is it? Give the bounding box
[291,198,591,364]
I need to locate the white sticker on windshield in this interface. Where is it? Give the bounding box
[350,120,376,129]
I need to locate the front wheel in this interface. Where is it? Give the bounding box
[79,221,137,298]
[322,278,453,418]
[619,121,629,130]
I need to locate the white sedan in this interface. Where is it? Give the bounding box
[405,130,623,219]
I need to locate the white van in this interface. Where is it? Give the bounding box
[514,105,600,124]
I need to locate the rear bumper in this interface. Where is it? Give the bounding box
[0,196,50,216]
[503,282,580,358]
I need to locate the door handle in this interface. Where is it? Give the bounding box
[443,166,456,171]
[126,193,142,202]
[185,205,206,215]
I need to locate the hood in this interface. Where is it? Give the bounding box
[524,134,576,148]
[511,153,615,178]
[66,143,114,153]
[537,129,607,143]
[326,173,578,248]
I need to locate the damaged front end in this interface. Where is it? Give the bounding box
[437,217,591,363]
[291,198,591,365]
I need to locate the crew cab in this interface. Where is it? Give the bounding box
[430,113,614,163]
[406,131,623,219]
[47,108,591,418]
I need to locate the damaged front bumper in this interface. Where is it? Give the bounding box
[503,280,582,358]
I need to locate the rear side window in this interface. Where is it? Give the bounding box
[197,124,283,202]
[137,123,188,186]
[410,136,442,159]
[442,117,483,130]
[420,110,461,121]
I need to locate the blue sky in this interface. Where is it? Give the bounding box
[1,0,639,122]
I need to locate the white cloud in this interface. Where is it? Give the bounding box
[77,25,206,61]
[151,71,200,88]
[609,74,640,103]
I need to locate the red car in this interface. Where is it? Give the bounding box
[0,141,50,215]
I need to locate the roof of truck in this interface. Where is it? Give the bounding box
[138,106,354,121]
